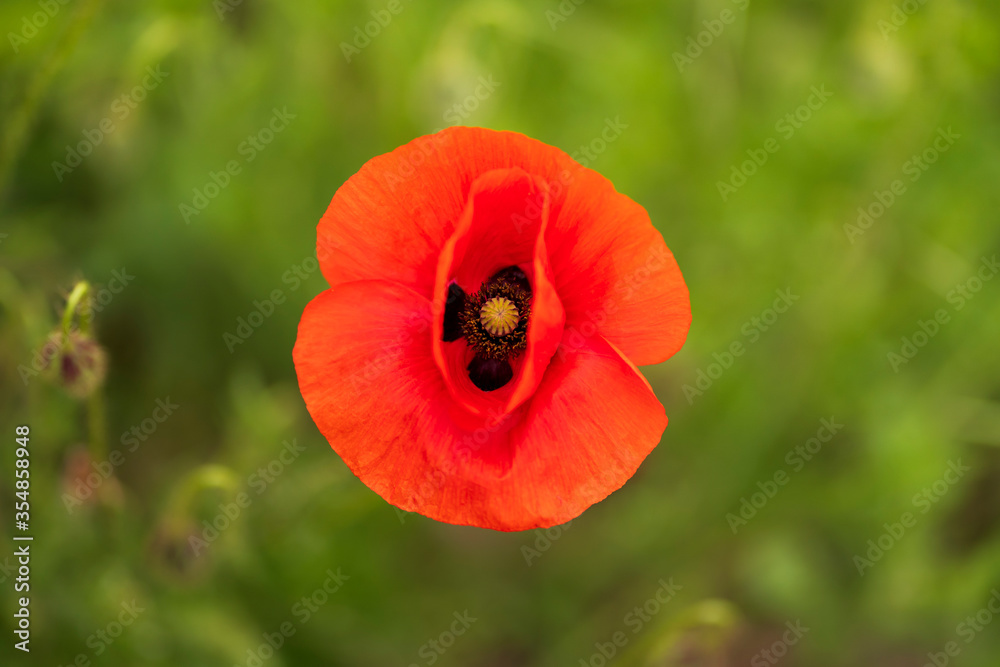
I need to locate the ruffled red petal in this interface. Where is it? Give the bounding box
[316,132,468,298]
[293,282,666,531]
[431,167,564,419]
[544,171,691,366]
[317,126,689,365]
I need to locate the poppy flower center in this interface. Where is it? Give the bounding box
[441,265,533,392]
[480,297,519,336]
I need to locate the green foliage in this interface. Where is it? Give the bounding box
[3,0,1000,665]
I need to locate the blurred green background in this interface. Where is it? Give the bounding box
[3,0,1000,665]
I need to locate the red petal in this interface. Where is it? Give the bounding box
[431,168,565,418]
[499,332,668,529]
[317,126,689,364]
[293,281,518,490]
[316,132,469,297]
[544,168,691,366]
[315,127,566,298]
[294,282,665,531]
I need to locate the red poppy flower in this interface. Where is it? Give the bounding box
[293,127,690,531]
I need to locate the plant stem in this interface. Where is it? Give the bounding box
[62,280,92,337]
[63,280,105,459]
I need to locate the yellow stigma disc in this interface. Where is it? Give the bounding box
[479,297,520,336]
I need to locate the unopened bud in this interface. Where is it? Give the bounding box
[44,330,107,398]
